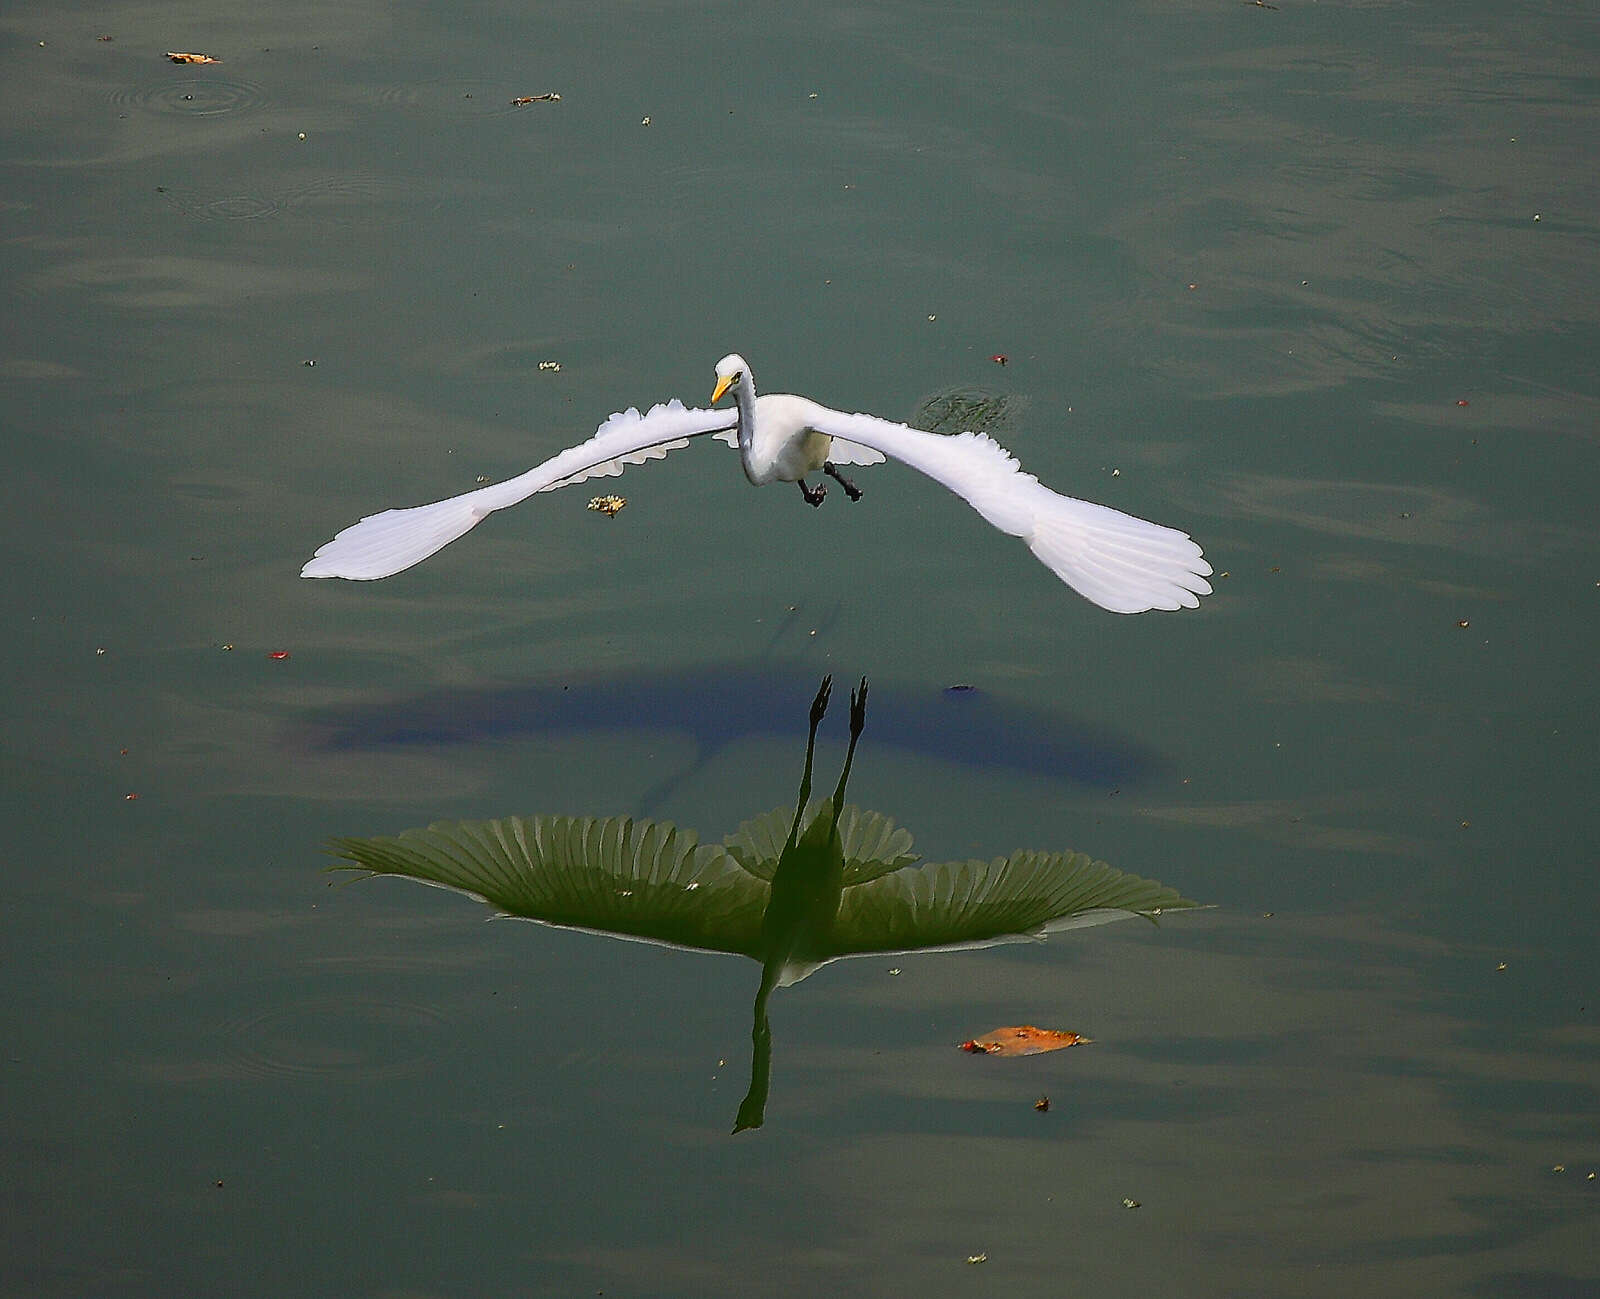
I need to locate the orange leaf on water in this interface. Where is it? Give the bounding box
[958,1026,1091,1057]
[166,51,221,64]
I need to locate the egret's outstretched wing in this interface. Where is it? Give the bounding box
[302,400,736,580]
[801,405,1212,614]
[818,849,1199,963]
[330,813,772,959]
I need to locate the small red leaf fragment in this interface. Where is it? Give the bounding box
[959,1026,1091,1057]
[1456,399,1469,406]
[124,792,139,801]
[989,354,1008,366]
[267,650,291,660]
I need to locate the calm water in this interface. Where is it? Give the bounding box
[4,0,1597,1294]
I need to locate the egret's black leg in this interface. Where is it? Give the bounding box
[797,480,827,507]
[824,462,863,501]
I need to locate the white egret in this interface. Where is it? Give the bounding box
[301,353,1212,613]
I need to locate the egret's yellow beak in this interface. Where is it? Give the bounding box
[710,374,734,404]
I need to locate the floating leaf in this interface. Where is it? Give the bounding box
[959,1026,1091,1056]
[166,51,220,63]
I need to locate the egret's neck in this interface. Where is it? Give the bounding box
[733,373,758,458]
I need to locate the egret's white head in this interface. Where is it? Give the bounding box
[711,353,748,405]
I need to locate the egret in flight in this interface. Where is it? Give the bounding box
[301,354,1212,613]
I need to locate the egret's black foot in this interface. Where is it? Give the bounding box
[824,462,863,501]
[798,480,827,507]
[809,676,833,728]
[849,678,869,738]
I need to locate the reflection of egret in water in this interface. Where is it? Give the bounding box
[332,678,1199,1131]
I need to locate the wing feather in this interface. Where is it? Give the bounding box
[818,849,1199,961]
[302,400,735,580]
[802,407,1212,614]
[330,813,771,959]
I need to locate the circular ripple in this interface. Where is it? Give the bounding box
[214,995,453,1083]
[356,83,425,111]
[110,75,271,118]
[364,78,527,121]
[280,172,416,217]
[158,186,283,221]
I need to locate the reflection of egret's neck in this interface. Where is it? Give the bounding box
[734,967,777,1133]
[737,678,870,1133]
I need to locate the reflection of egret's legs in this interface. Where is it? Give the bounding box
[785,675,832,852]
[828,678,869,818]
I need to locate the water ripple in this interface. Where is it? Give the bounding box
[205,995,455,1083]
[109,75,271,118]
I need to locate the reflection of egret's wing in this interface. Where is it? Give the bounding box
[302,400,736,580]
[798,404,1212,614]
[820,850,1198,961]
[331,814,770,958]
[724,803,918,884]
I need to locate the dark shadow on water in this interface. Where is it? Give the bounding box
[298,661,1161,803]
[1473,1274,1600,1299]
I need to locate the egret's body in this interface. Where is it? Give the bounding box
[740,396,835,487]
[302,353,1213,613]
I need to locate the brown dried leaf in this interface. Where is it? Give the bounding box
[166,51,221,64]
[958,1025,1091,1057]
